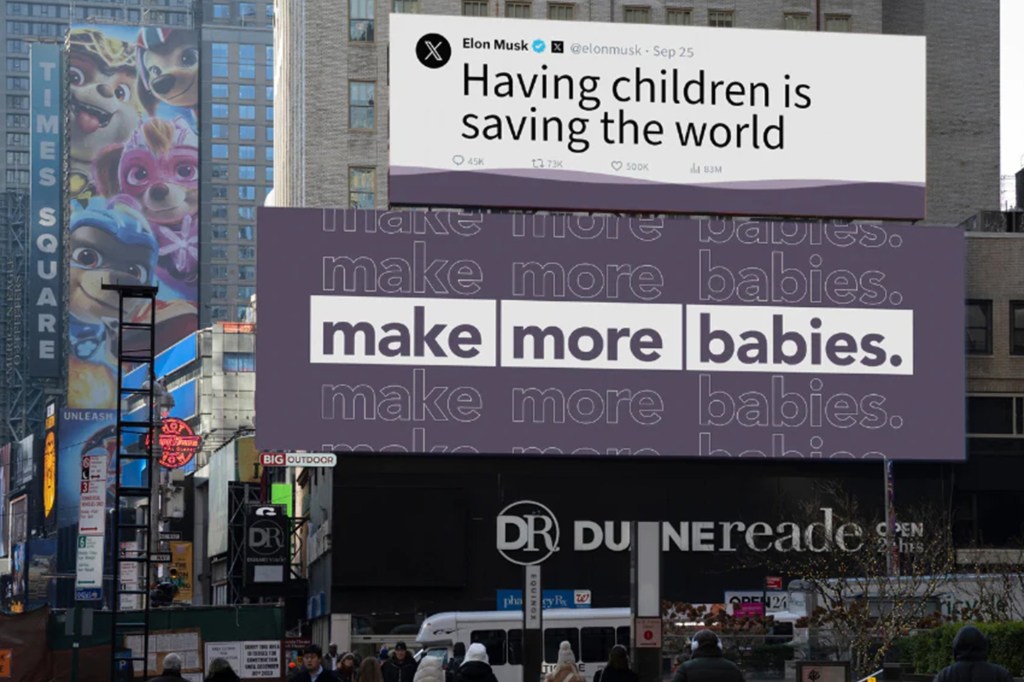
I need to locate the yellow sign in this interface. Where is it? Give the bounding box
[169,541,193,603]
[0,648,10,677]
[43,430,56,518]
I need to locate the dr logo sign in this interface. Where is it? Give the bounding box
[496,500,560,565]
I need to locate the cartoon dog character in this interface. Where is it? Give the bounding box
[67,199,159,408]
[94,117,199,291]
[136,28,199,115]
[68,29,141,204]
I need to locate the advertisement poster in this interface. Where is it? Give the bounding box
[0,443,8,557]
[66,25,199,410]
[389,15,925,219]
[27,537,57,608]
[169,541,193,603]
[10,495,28,609]
[42,401,58,533]
[29,42,63,377]
[258,208,964,460]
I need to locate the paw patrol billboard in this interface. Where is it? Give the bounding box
[66,25,199,409]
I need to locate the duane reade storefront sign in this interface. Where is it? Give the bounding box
[495,500,925,566]
[256,208,964,460]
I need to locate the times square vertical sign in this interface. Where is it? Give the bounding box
[28,43,62,377]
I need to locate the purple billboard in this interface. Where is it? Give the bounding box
[256,209,964,460]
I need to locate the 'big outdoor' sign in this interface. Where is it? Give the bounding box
[256,209,964,460]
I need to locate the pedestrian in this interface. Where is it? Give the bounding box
[362,656,387,682]
[594,646,638,682]
[291,644,341,682]
[152,653,184,681]
[544,642,585,682]
[382,642,419,682]
[414,657,446,682]
[934,625,1014,682]
[205,657,241,682]
[337,652,359,682]
[446,643,467,682]
[670,630,743,682]
[325,644,341,671]
[455,643,498,682]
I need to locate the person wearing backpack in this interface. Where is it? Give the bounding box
[934,626,1014,682]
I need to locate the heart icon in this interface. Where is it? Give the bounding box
[452,155,465,166]
[611,161,623,171]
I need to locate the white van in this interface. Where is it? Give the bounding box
[416,608,632,682]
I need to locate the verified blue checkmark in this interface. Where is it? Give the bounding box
[532,39,546,53]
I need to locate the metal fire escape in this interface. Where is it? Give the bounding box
[104,283,158,682]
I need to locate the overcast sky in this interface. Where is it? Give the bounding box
[1002,0,1022,207]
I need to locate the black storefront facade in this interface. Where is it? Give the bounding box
[326,452,1024,627]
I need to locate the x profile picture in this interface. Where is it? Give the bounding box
[416,33,452,68]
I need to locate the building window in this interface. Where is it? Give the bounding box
[239,246,256,260]
[212,225,229,240]
[351,0,374,40]
[547,3,574,20]
[6,95,29,110]
[211,246,228,260]
[265,86,274,100]
[463,0,489,15]
[223,352,256,372]
[211,306,228,321]
[238,285,255,299]
[394,0,420,12]
[212,124,229,139]
[784,12,809,30]
[265,147,274,161]
[966,300,992,355]
[239,105,256,120]
[238,225,255,240]
[212,42,229,78]
[349,167,376,208]
[266,106,274,121]
[6,77,29,92]
[212,204,228,218]
[238,43,256,78]
[623,6,649,22]
[212,3,229,18]
[212,164,229,179]
[212,186,228,199]
[211,284,228,300]
[212,144,229,159]
[212,265,229,279]
[6,133,28,146]
[349,81,375,130]
[239,265,255,281]
[239,125,256,140]
[213,104,229,118]
[506,2,530,17]
[239,85,256,100]
[1011,302,1024,355]
[239,206,255,219]
[6,58,28,72]
[212,84,228,98]
[239,2,257,19]
[239,166,256,180]
[6,114,27,128]
[665,8,691,25]
[5,170,28,185]
[265,127,274,142]
[239,186,256,201]
[825,14,851,32]
[6,151,29,166]
[265,166,274,182]
[708,9,733,27]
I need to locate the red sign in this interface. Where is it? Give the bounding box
[634,617,662,649]
[765,576,783,591]
[146,418,202,469]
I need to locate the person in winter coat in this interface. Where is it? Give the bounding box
[205,657,241,682]
[446,643,467,682]
[337,652,359,682]
[360,657,386,682]
[456,643,499,682]
[594,646,638,682]
[152,653,184,682]
[291,644,341,682]
[670,630,743,682]
[544,642,585,682]
[414,656,446,682]
[934,626,1014,682]
[382,642,419,682]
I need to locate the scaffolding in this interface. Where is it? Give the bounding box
[0,189,55,446]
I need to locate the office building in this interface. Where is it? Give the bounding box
[198,0,274,327]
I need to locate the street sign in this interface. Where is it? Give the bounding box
[259,452,337,468]
[159,532,182,541]
[634,617,662,649]
[150,553,172,563]
[766,576,784,591]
